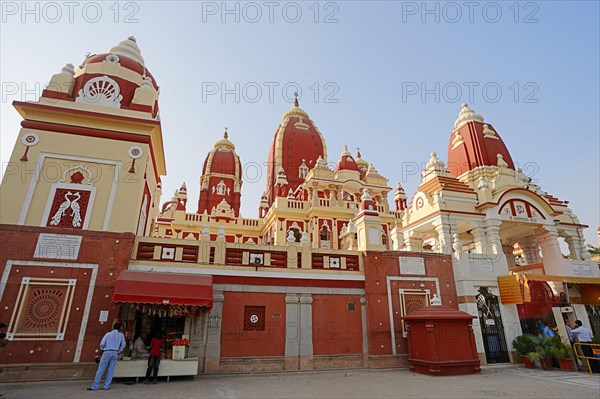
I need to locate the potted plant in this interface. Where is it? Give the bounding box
[512,334,541,368]
[540,339,555,370]
[547,337,574,372]
[527,351,542,368]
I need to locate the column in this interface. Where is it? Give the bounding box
[521,236,541,264]
[564,235,581,261]
[328,184,337,206]
[484,219,502,256]
[389,225,404,250]
[299,295,314,370]
[503,245,517,269]
[484,219,508,273]
[537,226,570,275]
[471,226,487,254]
[203,291,224,373]
[360,296,369,366]
[403,231,423,252]
[284,294,300,370]
[336,185,343,204]
[381,191,390,213]
[332,220,339,250]
[311,185,319,208]
[433,221,453,255]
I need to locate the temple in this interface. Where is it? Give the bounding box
[0,37,598,380]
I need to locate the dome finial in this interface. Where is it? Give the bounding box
[109,36,145,64]
[293,91,299,107]
[224,127,228,139]
[357,147,362,158]
[454,102,484,129]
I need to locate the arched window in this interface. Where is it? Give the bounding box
[320,225,330,241]
[215,180,227,195]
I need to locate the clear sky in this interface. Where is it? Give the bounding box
[1,1,599,246]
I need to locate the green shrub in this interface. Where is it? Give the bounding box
[543,336,573,359]
[512,334,542,355]
[527,351,542,362]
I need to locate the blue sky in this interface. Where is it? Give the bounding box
[1,1,599,246]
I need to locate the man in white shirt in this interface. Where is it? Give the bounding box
[88,323,126,390]
[572,320,599,373]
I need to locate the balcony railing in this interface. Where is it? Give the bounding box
[132,236,363,272]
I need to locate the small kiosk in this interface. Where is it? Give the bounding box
[111,270,213,381]
[404,296,480,376]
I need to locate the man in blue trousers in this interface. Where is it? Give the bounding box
[88,323,126,391]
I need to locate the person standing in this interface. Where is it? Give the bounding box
[144,332,165,384]
[88,323,126,391]
[564,320,575,343]
[572,320,600,373]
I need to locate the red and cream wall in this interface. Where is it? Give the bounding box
[0,225,134,364]
[194,273,367,372]
[0,101,165,237]
[363,251,458,367]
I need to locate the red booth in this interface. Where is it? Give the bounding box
[404,303,480,376]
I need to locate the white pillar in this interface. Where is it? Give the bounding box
[434,221,453,255]
[537,226,570,275]
[471,226,487,254]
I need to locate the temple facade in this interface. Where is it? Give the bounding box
[0,37,598,380]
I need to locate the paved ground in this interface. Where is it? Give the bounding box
[1,366,599,399]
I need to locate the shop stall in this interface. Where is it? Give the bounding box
[110,270,213,381]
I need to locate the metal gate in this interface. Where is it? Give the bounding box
[476,287,510,363]
[585,305,600,337]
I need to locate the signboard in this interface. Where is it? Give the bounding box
[399,256,425,275]
[99,310,109,322]
[33,233,82,260]
[470,257,494,274]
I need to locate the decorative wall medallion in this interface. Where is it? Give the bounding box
[244,306,266,331]
[128,146,144,159]
[250,253,264,265]
[20,133,40,161]
[104,54,120,64]
[21,287,64,333]
[161,247,175,260]
[7,277,76,341]
[21,133,40,146]
[75,76,123,108]
[128,146,144,173]
[416,197,424,209]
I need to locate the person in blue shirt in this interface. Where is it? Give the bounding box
[88,323,126,391]
[538,320,555,339]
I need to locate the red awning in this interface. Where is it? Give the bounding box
[112,270,213,307]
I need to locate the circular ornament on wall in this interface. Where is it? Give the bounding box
[128,146,144,159]
[21,133,40,146]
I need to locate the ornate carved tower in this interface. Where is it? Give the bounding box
[0,36,166,235]
[197,130,243,217]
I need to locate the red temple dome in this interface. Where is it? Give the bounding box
[265,97,327,205]
[198,130,243,216]
[42,36,161,118]
[335,145,360,172]
[447,103,515,177]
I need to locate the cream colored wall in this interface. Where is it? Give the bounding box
[0,126,156,233]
